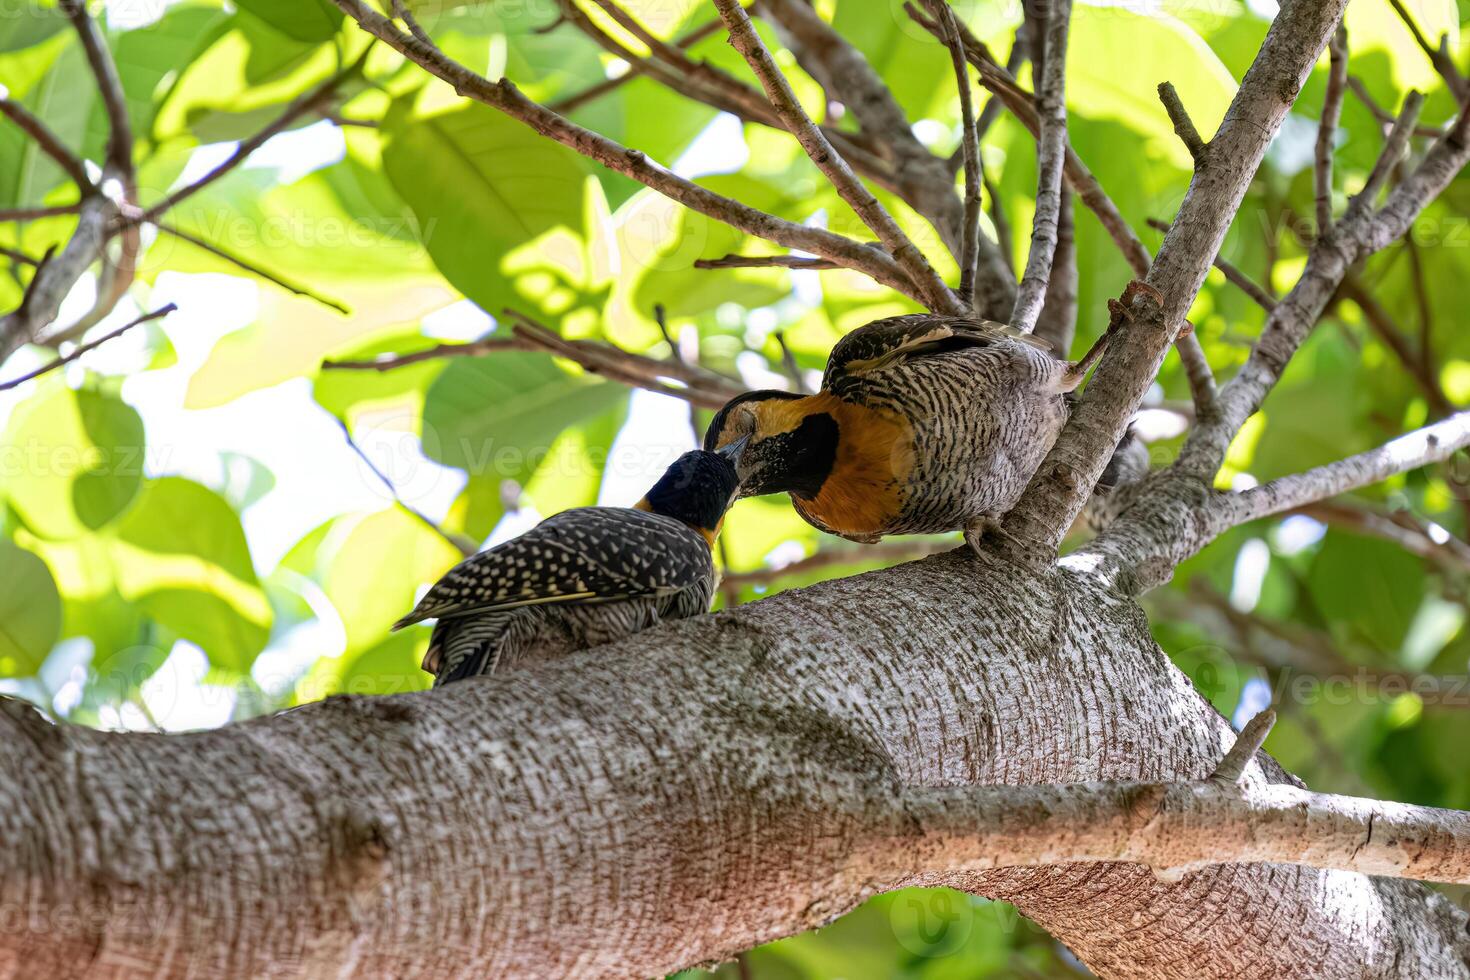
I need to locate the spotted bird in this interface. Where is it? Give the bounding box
[703,314,1129,545]
[396,446,744,686]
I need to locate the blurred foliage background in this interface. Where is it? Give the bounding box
[2,0,1470,974]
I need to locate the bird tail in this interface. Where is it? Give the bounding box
[427,614,514,687]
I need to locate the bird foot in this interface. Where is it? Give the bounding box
[964,515,1021,554]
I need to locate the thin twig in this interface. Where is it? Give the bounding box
[983,175,1014,273]
[60,0,132,174]
[936,3,983,310]
[773,331,811,394]
[1345,76,1444,138]
[332,0,919,301]
[1315,27,1348,233]
[322,338,521,372]
[546,19,725,114]
[134,53,370,226]
[0,245,40,268]
[0,204,83,222]
[1338,273,1450,416]
[713,0,961,313]
[0,304,175,391]
[1211,708,1276,783]
[0,99,93,191]
[1343,90,1425,223]
[1385,0,1467,104]
[1147,217,1277,310]
[1009,0,1072,332]
[333,414,477,558]
[389,0,432,46]
[153,221,351,314]
[1157,82,1208,165]
[694,253,840,270]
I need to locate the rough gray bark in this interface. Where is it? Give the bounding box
[3,550,1469,979]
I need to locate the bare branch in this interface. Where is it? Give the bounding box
[694,253,839,270]
[134,57,367,227]
[1314,27,1348,233]
[0,98,93,191]
[0,304,175,392]
[1344,91,1425,223]
[1147,217,1277,310]
[0,204,82,222]
[1385,0,1467,104]
[1008,0,1071,333]
[546,18,724,113]
[0,196,112,363]
[1346,76,1444,138]
[763,0,1015,317]
[1218,412,1470,529]
[389,0,431,47]
[1032,194,1077,353]
[934,3,983,310]
[713,0,961,314]
[1297,499,1470,576]
[153,221,351,315]
[0,245,40,268]
[59,0,132,175]
[1003,0,1350,553]
[772,331,811,394]
[322,314,746,410]
[1338,274,1451,416]
[1211,709,1276,783]
[1157,81,1208,165]
[889,773,1470,886]
[1179,88,1467,477]
[330,0,922,303]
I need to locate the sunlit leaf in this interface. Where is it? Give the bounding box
[0,538,62,676]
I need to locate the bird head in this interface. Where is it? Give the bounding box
[637,449,743,544]
[703,390,838,500]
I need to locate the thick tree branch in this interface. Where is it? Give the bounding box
[3,550,1467,977]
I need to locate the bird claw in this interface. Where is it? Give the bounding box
[964,515,1021,554]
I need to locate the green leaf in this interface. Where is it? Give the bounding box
[383,100,589,312]
[232,0,343,43]
[1307,532,1425,654]
[1066,4,1237,170]
[421,350,629,474]
[0,538,62,676]
[1,382,146,539]
[315,509,462,656]
[109,478,271,673]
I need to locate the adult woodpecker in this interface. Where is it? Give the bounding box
[396,445,744,686]
[703,314,1128,545]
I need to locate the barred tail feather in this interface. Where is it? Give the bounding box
[428,614,514,687]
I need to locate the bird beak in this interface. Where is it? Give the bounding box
[715,433,750,467]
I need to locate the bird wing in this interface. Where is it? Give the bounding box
[823,314,1052,387]
[392,507,713,629]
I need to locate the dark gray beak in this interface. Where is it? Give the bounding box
[715,433,750,467]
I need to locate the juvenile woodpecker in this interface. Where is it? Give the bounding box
[703,314,1125,544]
[396,446,743,686]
